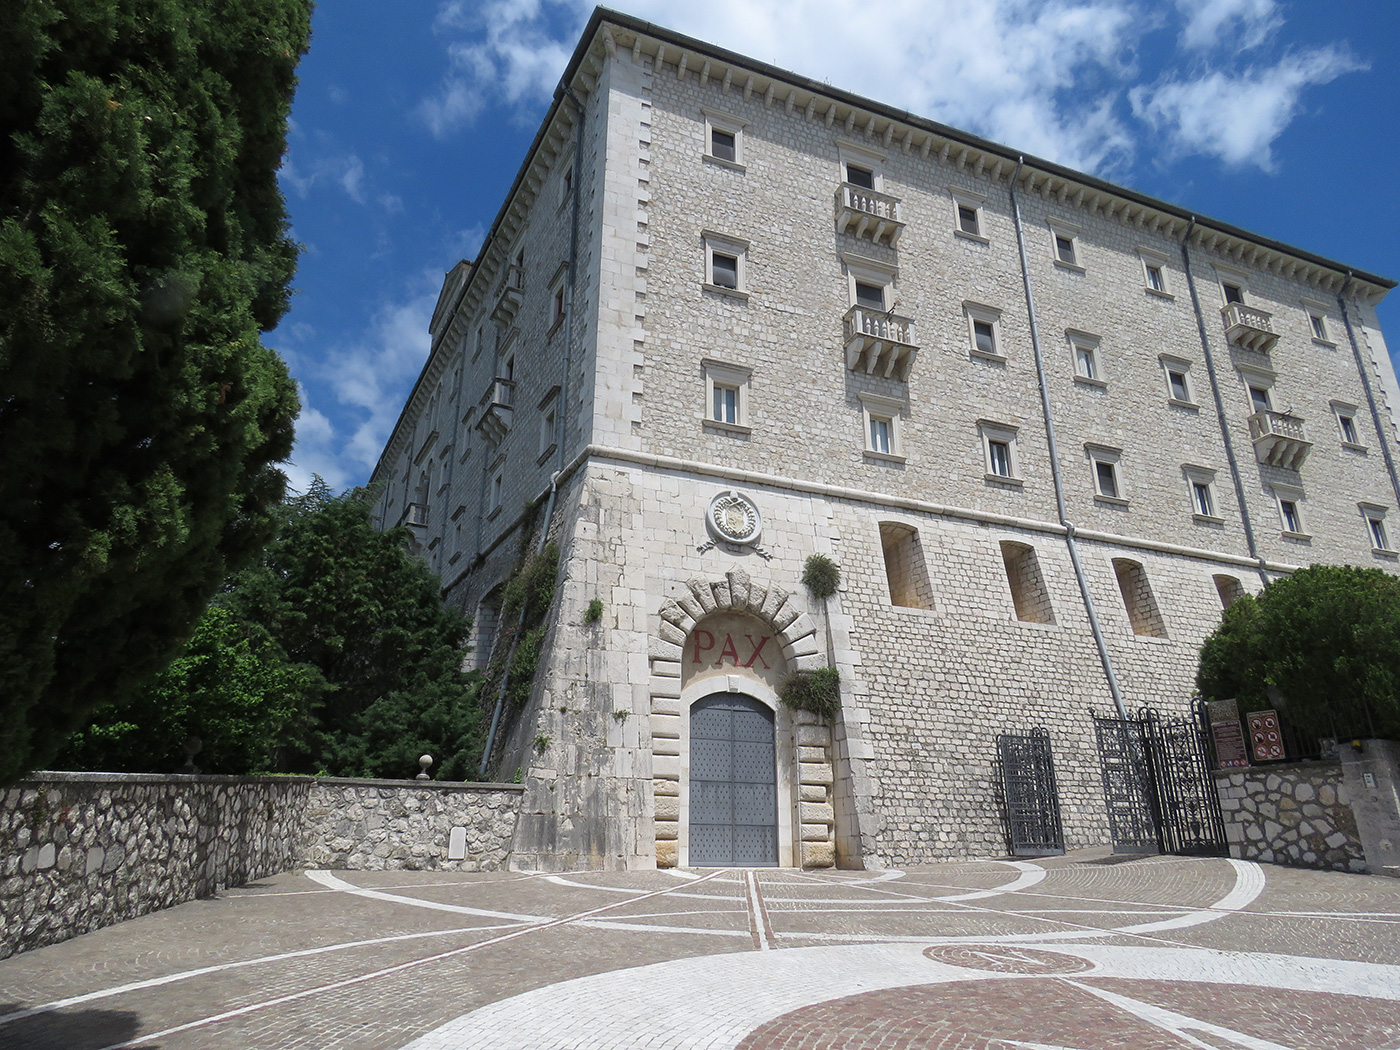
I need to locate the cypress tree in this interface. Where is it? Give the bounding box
[0,0,312,782]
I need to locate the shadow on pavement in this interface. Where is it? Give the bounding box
[0,1002,149,1050]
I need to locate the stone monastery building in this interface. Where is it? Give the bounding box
[372,8,1400,871]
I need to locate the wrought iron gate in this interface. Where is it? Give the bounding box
[996,728,1065,856]
[1092,708,1227,857]
[1141,708,1229,856]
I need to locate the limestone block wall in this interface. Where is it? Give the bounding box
[1215,763,1366,873]
[0,773,311,960]
[0,774,524,960]
[299,779,523,873]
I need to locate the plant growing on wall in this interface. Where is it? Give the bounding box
[779,667,841,721]
[802,555,841,600]
[486,542,559,711]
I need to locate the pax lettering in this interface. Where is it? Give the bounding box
[690,630,771,670]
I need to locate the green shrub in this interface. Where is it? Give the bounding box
[584,598,604,624]
[779,667,841,720]
[802,554,841,600]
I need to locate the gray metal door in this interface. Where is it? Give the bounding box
[689,693,778,866]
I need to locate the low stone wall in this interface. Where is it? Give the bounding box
[1,773,523,960]
[1,773,311,960]
[300,779,522,872]
[1215,761,1366,873]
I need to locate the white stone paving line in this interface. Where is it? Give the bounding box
[0,922,517,1027]
[395,940,1400,1050]
[82,868,736,1050]
[306,870,547,922]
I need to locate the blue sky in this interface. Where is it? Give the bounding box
[270,0,1400,492]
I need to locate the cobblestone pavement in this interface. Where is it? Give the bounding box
[3,850,1399,1049]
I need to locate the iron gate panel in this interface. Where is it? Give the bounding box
[996,728,1065,857]
[1092,714,1159,854]
[1141,709,1228,857]
[689,693,778,867]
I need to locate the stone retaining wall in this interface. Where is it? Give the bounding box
[300,779,522,872]
[0,773,523,960]
[1215,761,1366,873]
[0,773,311,959]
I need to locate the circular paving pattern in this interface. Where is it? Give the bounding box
[736,980,1400,1050]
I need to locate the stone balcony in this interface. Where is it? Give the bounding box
[834,184,905,247]
[400,502,428,528]
[1248,410,1311,470]
[476,377,515,443]
[1222,302,1278,353]
[490,264,525,326]
[844,305,918,380]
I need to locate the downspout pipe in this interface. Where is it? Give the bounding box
[1338,273,1400,511]
[478,84,586,780]
[1009,157,1128,719]
[1179,218,1270,588]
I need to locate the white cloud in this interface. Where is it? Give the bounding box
[1174,0,1279,52]
[418,0,1147,173]
[419,0,583,138]
[1130,47,1365,170]
[279,276,442,492]
[278,151,372,205]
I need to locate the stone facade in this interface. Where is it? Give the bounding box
[0,773,522,959]
[371,12,1400,871]
[1215,763,1366,873]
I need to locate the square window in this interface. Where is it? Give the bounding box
[964,301,1004,361]
[979,420,1021,484]
[1222,282,1244,305]
[1369,515,1390,551]
[710,128,736,163]
[1088,445,1124,503]
[491,472,504,511]
[1049,220,1083,271]
[1076,347,1096,379]
[1192,481,1213,517]
[854,280,885,309]
[860,393,905,461]
[1168,370,1190,402]
[1310,312,1327,340]
[974,320,996,355]
[1339,414,1358,443]
[988,440,1012,477]
[714,384,738,424]
[702,108,746,168]
[957,204,980,236]
[845,163,875,189]
[869,416,891,454]
[703,231,749,297]
[702,359,752,432]
[1248,385,1272,414]
[1280,499,1302,534]
[711,252,738,289]
[1095,461,1119,499]
[1069,330,1102,386]
[1139,247,1172,298]
[950,187,988,243]
[553,285,565,324]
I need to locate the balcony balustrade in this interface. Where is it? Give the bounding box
[476,377,516,443]
[834,184,905,247]
[844,305,918,380]
[491,264,525,326]
[1248,410,1311,470]
[1222,302,1278,353]
[401,502,429,528]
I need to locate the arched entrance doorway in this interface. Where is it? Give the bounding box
[689,692,778,866]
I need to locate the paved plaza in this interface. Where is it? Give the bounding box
[2,850,1399,1049]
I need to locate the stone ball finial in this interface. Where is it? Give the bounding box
[416,754,433,780]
